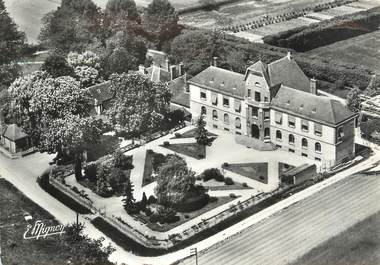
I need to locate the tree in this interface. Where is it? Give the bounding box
[346,87,361,113]
[41,54,75,78]
[61,223,115,265]
[154,154,196,206]
[140,192,148,209]
[9,73,93,144]
[365,75,380,97]
[67,51,102,87]
[141,0,181,48]
[105,0,139,21]
[39,115,103,179]
[108,167,127,193]
[39,0,101,53]
[195,115,212,146]
[106,72,171,135]
[96,163,112,196]
[0,0,26,64]
[122,176,138,213]
[361,118,380,145]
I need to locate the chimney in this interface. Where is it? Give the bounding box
[165,58,170,71]
[213,56,218,67]
[170,65,177,80]
[138,65,146,74]
[179,62,184,76]
[310,77,317,94]
[287,51,292,60]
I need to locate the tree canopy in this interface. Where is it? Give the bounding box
[346,87,361,113]
[106,72,171,135]
[154,154,196,206]
[105,0,139,20]
[142,0,181,48]
[39,0,101,53]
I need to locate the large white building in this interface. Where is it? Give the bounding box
[188,52,357,168]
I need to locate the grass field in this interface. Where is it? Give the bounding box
[291,210,380,265]
[307,30,380,73]
[0,178,69,265]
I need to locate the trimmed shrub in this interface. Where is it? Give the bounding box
[202,168,225,182]
[175,193,210,212]
[175,132,182,138]
[229,193,237,198]
[223,162,229,167]
[163,141,170,146]
[225,177,234,185]
[148,195,157,204]
[242,182,248,187]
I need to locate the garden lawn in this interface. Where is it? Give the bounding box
[137,196,234,232]
[0,178,72,265]
[175,128,217,139]
[223,162,269,184]
[200,179,252,191]
[161,142,206,160]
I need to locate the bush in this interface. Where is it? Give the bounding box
[148,195,157,204]
[113,150,134,170]
[223,162,229,167]
[225,177,234,185]
[175,193,210,212]
[175,132,182,138]
[202,168,225,182]
[163,141,170,146]
[229,193,237,198]
[156,206,179,224]
[242,182,248,187]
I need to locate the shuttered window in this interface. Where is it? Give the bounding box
[211,93,218,105]
[314,123,322,136]
[275,112,282,124]
[234,99,241,113]
[288,115,296,128]
[301,119,309,132]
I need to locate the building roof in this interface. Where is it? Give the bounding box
[271,85,356,126]
[267,56,310,92]
[188,66,246,98]
[169,75,190,108]
[146,66,171,83]
[2,124,28,141]
[87,81,113,103]
[245,60,270,84]
[146,49,168,68]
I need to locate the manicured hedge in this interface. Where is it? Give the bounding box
[175,193,210,212]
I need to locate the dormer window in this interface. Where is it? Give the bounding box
[312,107,316,113]
[247,88,251,98]
[220,81,225,87]
[300,104,304,109]
[209,77,214,84]
[255,82,260,87]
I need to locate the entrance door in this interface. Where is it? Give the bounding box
[251,124,260,139]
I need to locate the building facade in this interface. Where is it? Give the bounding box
[188,52,357,168]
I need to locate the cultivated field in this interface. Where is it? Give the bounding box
[178,173,380,265]
[180,0,344,29]
[307,30,380,73]
[291,210,380,265]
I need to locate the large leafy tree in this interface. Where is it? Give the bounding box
[154,154,196,206]
[142,0,181,48]
[0,0,25,93]
[9,72,97,175]
[41,54,75,78]
[105,0,139,21]
[39,0,101,53]
[106,72,171,135]
[39,114,103,179]
[67,51,102,87]
[0,0,26,64]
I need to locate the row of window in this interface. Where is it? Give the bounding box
[247,86,268,102]
[276,130,321,152]
[251,107,270,120]
[275,112,323,136]
[201,91,242,113]
[201,106,242,129]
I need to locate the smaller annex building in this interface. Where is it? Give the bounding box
[0,123,31,154]
[188,52,358,168]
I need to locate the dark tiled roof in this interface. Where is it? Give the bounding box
[146,66,171,83]
[2,124,28,141]
[188,66,245,98]
[169,75,190,108]
[271,85,356,126]
[146,49,168,68]
[267,56,310,92]
[246,60,270,84]
[87,81,113,103]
